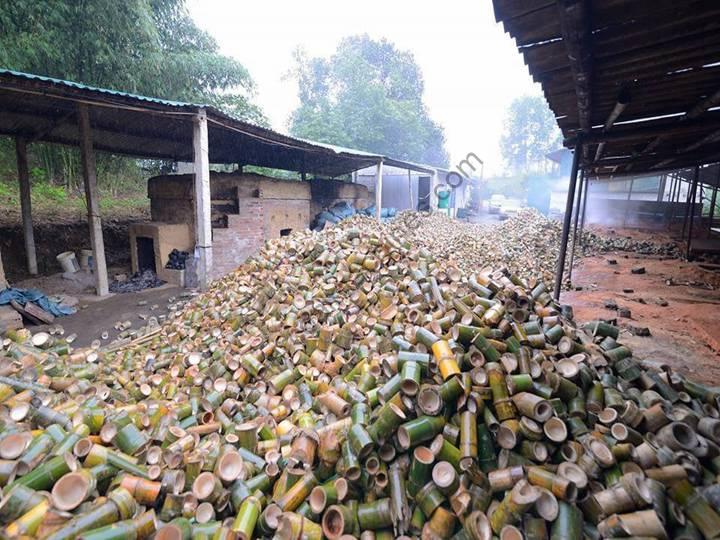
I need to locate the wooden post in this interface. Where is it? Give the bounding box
[408,169,414,210]
[553,144,581,301]
[375,160,384,222]
[193,109,212,290]
[15,138,37,275]
[686,166,700,260]
[77,104,109,297]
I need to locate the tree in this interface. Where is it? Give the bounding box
[500,95,562,175]
[288,35,449,168]
[0,0,266,188]
[0,0,265,124]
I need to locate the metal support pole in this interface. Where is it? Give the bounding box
[681,175,693,238]
[709,184,718,233]
[15,138,37,275]
[686,166,700,260]
[78,104,109,297]
[553,144,581,301]
[567,170,586,285]
[193,109,212,289]
[579,174,590,247]
[375,159,384,222]
[430,169,439,211]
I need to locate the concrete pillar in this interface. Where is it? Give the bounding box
[193,109,212,289]
[430,170,439,211]
[15,138,37,275]
[77,104,109,297]
[375,159,384,222]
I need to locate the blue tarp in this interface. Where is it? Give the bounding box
[312,201,398,230]
[0,287,76,317]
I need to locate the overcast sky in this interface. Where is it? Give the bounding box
[187,0,541,175]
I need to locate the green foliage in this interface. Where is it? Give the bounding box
[31,180,67,203]
[500,95,562,175]
[0,0,267,199]
[0,0,265,124]
[288,35,449,168]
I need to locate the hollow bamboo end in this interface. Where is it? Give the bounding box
[322,506,346,539]
[51,472,90,511]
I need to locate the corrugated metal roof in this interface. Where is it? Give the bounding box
[0,68,446,175]
[0,68,200,108]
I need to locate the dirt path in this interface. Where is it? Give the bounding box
[33,284,184,348]
[566,252,720,385]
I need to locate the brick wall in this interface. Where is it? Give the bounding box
[211,199,265,280]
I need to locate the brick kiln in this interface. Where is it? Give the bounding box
[129,172,370,284]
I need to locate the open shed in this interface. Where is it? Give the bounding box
[492,0,720,296]
[0,69,440,294]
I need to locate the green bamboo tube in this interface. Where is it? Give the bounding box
[9,453,76,492]
[377,374,402,404]
[550,501,583,540]
[488,364,517,421]
[397,350,431,372]
[424,506,457,539]
[357,498,394,530]
[276,512,322,540]
[0,484,47,522]
[440,376,465,403]
[342,440,361,481]
[506,374,533,395]
[400,361,422,396]
[18,432,54,467]
[389,462,411,536]
[84,443,150,479]
[348,424,374,459]
[415,327,440,348]
[526,467,577,501]
[350,403,369,426]
[367,403,406,444]
[322,504,355,539]
[397,415,445,450]
[472,332,501,363]
[235,423,258,452]
[669,479,720,539]
[156,517,192,540]
[275,471,318,512]
[489,480,540,534]
[78,509,158,540]
[51,468,98,511]
[586,382,604,414]
[408,446,436,497]
[416,482,446,517]
[476,424,497,472]
[410,505,426,534]
[3,498,49,538]
[52,423,91,457]
[459,410,478,469]
[45,487,137,540]
[113,423,150,456]
[523,515,548,540]
[231,494,262,539]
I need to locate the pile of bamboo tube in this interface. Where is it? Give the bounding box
[0,220,716,540]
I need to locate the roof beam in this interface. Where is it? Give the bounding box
[557,0,593,133]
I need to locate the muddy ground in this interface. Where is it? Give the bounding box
[566,250,720,385]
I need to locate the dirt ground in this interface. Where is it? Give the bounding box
[566,250,720,385]
[30,284,185,348]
